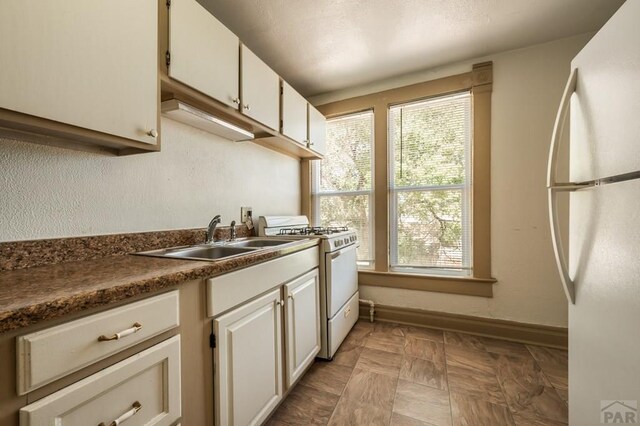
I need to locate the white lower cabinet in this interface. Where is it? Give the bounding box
[213,288,283,426]
[284,269,321,386]
[19,335,181,426]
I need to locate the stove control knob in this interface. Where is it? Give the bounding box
[335,240,342,247]
[343,238,349,245]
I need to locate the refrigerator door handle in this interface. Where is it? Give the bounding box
[548,188,575,304]
[547,68,579,304]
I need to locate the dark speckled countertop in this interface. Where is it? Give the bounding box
[0,238,318,334]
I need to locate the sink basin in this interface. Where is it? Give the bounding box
[228,239,293,248]
[136,244,257,262]
[163,246,256,260]
[135,238,297,262]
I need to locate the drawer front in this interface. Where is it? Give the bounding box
[328,291,359,358]
[207,246,319,318]
[17,291,179,395]
[20,335,181,426]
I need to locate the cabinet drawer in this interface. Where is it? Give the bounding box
[20,335,181,426]
[207,247,319,317]
[17,291,179,395]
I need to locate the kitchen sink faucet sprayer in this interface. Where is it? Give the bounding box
[206,215,221,244]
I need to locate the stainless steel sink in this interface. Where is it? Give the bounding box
[136,244,258,261]
[228,239,293,248]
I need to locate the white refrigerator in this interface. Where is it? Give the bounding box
[547,1,640,424]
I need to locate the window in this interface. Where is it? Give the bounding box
[308,62,494,296]
[389,93,472,276]
[312,111,374,267]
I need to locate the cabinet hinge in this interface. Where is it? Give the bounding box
[165,51,171,68]
[210,333,216,349]
[166,0,171,8]
[280,87,283,95]
[280,119,283,130]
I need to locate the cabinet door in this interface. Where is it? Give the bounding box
[281,82,308,145]
[0,0,158,145]
[308,104,327,156]
[284,269,321,387]
[169,0,239,109]
[241,46,280,131]
[214,288,283,426]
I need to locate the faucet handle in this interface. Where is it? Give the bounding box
[230,220,236,227]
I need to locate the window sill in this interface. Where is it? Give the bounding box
[358,270,496,297]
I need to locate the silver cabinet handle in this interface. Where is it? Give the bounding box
[275,299,285,307]
[98,401,141,426]
[331,251,341,260]
[232,97,240,104]
[98,322,142,342]
[288,294,294,300]
[146,129,158,138]
[243,104,250,111]
[546,68,578,304]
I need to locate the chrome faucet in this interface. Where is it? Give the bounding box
[206,215,221,244]
[229,220,237,241]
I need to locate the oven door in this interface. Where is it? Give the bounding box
[325,243,358,319]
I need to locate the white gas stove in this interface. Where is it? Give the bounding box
[258,216,359,359]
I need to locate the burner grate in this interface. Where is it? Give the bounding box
[277,226,349,236]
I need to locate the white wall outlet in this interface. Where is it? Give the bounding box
[241,207,253,224]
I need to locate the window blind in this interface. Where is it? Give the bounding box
[313,110,374,266]
[389,92,472,275]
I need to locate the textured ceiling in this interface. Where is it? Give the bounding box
[198,0,624,97]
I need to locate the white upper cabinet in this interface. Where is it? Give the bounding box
[0,0,158,145]
[169,0,239,109]
[240,45,280,131]
[281,81,308,145]
[308,104,327,156]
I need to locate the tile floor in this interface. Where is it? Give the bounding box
[267,320,568,426]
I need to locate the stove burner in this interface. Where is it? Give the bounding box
[278,226,349,236]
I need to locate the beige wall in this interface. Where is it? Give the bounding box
[311,33,591,328]
[0,119,300,242]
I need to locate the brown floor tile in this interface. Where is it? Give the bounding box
[269,384,339,425]
[341,368,398,407]
[400,355,448,390]
[450,392,515,426]
[341,321,374,346]
[332,342,363,368]
[390,412,433,426]
[493,354,567,423]
[444,331,487,351]
[393,379,452,426]
[327,399,392,426]
[447,364,507,406]
[373,320,408,337]
[512,413,568,425]
[404,337,446,363]
[299,361,354,396]
[526,346,568,393]
[445,344,497,375]
[404,325,445,343]
[356,347,403,377]
[364,332,406,354]
[482,337,532,358]
[328,367,398,425]
[502,384,568,423]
